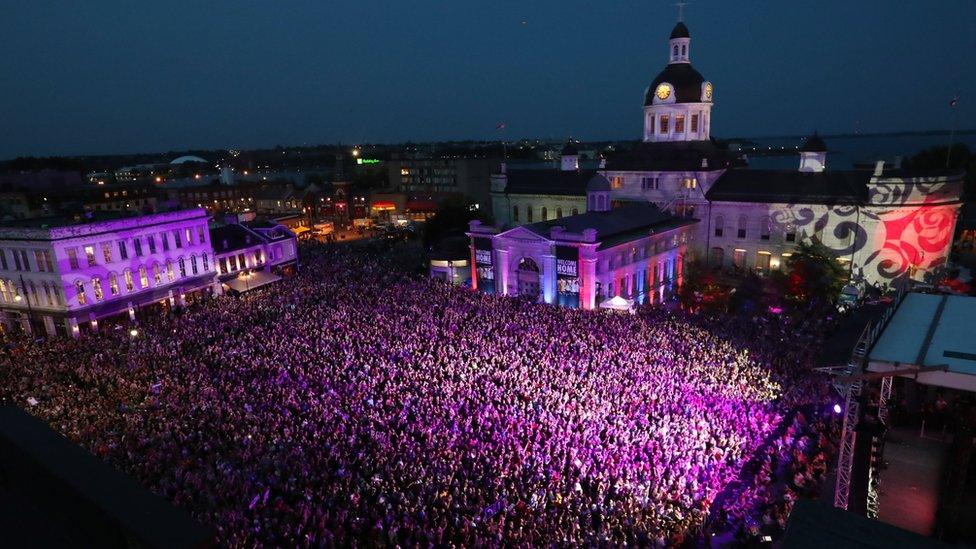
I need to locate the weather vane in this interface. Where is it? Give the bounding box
[674,1,688,22]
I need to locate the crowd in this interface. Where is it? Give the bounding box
[0,242,838,546]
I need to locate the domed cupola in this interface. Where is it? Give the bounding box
[642,21,714,143]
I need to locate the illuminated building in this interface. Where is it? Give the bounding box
[490,20,964,290]
[0,209,218,337]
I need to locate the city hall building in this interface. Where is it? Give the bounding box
[483,20,964,303]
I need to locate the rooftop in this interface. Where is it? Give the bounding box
[706,169,871,204]
[521,202,696,249]
[503,169,597,196]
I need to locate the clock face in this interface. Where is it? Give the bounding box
[704,82,713,101]
[655,84,671,101]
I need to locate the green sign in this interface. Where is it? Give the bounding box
[356,158,381,165]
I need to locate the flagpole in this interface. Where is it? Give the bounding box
[946,93,959,168]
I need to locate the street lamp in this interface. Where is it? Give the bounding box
[16,274,35,334]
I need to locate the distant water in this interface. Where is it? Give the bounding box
[736,132,976,170]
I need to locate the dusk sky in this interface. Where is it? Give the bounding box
[2,0,974,158]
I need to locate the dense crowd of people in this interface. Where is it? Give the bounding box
[0,242,838,546]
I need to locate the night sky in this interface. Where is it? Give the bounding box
[2,0,974,158]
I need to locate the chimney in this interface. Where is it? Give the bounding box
[873,160,885,177]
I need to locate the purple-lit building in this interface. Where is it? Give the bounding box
[468,181,696,309]
[211,219,299,293]
[0,209,218,337]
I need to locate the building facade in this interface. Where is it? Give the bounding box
[487,20,964,291]
[0,209,218,337]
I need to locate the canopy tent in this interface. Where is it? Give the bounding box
[599,295,635,313]
[291,226,311,236]
[868,293,976,392]
[223,270,281,293]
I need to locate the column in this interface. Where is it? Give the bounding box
[67,317,80,339]
[580,257,597,310]
[89,312,98,332]
[496,249,510,296]
[541,253,556,305]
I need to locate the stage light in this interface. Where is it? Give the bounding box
[129,328,139,338]
[833,404,842,414]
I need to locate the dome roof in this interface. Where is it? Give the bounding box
[561,142,579,155]
[171,155,208,164]
[586,174,611,192]
[801,134,827,152]
[644,63,706,106]
[670,22,690,39]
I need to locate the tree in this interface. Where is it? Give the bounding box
[902,143,975,197]
[677,259,730,313]
[783,241,848,308]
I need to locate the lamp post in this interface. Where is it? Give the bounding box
[16,274,35,334]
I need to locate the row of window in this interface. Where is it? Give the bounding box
[603,255,682,299]
[650,113,703,135]
[65,226,208,270]
[0,279,63,307]
[713,215,802,243]
[74,254,211,305]
[602,232,689,272]
[512,205,579,223]
[217,250,264,275]
[0,249,55,273]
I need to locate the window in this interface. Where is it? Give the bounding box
[147,235,157,254]
[691,114,699,132]
[714,215,724,238]
[191,255,199,275]
[219,257,228,274]
[571,208,579,216]
[756,252,771,272]
[133,237,143,257]
[12,251,21,271]
[681,44,686,56]
[166,260,175,281]
[733,249,746,269]
[34,251,47,272]
[556,207,562,218]
[737,215,747,239]
[179,257,186,278]
[675,115,685,133]
[541,207,548,220]
[184,228,193,245]
[197,226,206,244]
[173,230,182,249]
[785,226,796,243]
[202,253,209,272]
[92,277,103,301]
[659,115,669,134]
[118,240,128,260]
[123,269,134,292]
[0,250,7,271]
[760,218,771,241]
[76,281,86,305]
[109,272,119,296]
[237,253,246,269]
[527,206,533,223]
[513,205,519,222]
[0,280,6,302]
[153,264,162,284]
[641,176,660,190]
[67,248,78,269]
[139,266,148,288]
[161,233,170,251]
[673,44,678,57]
[611,176,623,189]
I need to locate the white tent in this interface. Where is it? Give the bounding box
[599,295,635,313]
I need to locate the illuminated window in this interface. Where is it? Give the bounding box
[611,176,623,189]
[675,115,685,133]
[102,243,112,263]
[139,265,148,288]
[691,114,699,132]
[92,277,103,301]
[166,260,175,281]
[84,245,96,266]
[109,272,119,296]
[185,228,193,245]
[659,115,669,134]
[153,264,162,284]
[124,269,134,292]
[76,280,86,305]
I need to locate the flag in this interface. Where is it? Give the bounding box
[950,96,958,108]
[495,122,506,131]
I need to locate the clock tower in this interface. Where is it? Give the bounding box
[642,21,713,143]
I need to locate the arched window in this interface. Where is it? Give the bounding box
[190,254,199,275]
[153,263,162,285]
[681,44,686,56]
[572,208,579,216]
[513,205,519,222]
[556,207,562,218]
[737,215,747,239]
[166,260,175,281]
[0,280,7,302]
[108,272,119,296]
[202,253,210,272]
[123,269,134,292]
[139,265,149,288]
[541,207,548,220]
[178,257,187,278]
[673,45,679,57]
[714,215,724,238]
[74,280,87,305]
[760,217,771,241]
[527,206,533,223]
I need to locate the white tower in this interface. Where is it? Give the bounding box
[798,134,827,173]
[560,142,579,171]
[642,21,713,143]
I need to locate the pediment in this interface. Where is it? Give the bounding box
[495,225,551,243]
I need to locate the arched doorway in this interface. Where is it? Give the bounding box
[516,257,541,299]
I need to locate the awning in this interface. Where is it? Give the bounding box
[291,226,311,235]
[371,201,397,211]
[599,295,635,312]
[405,200,438,211]
[223,270,281,293]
